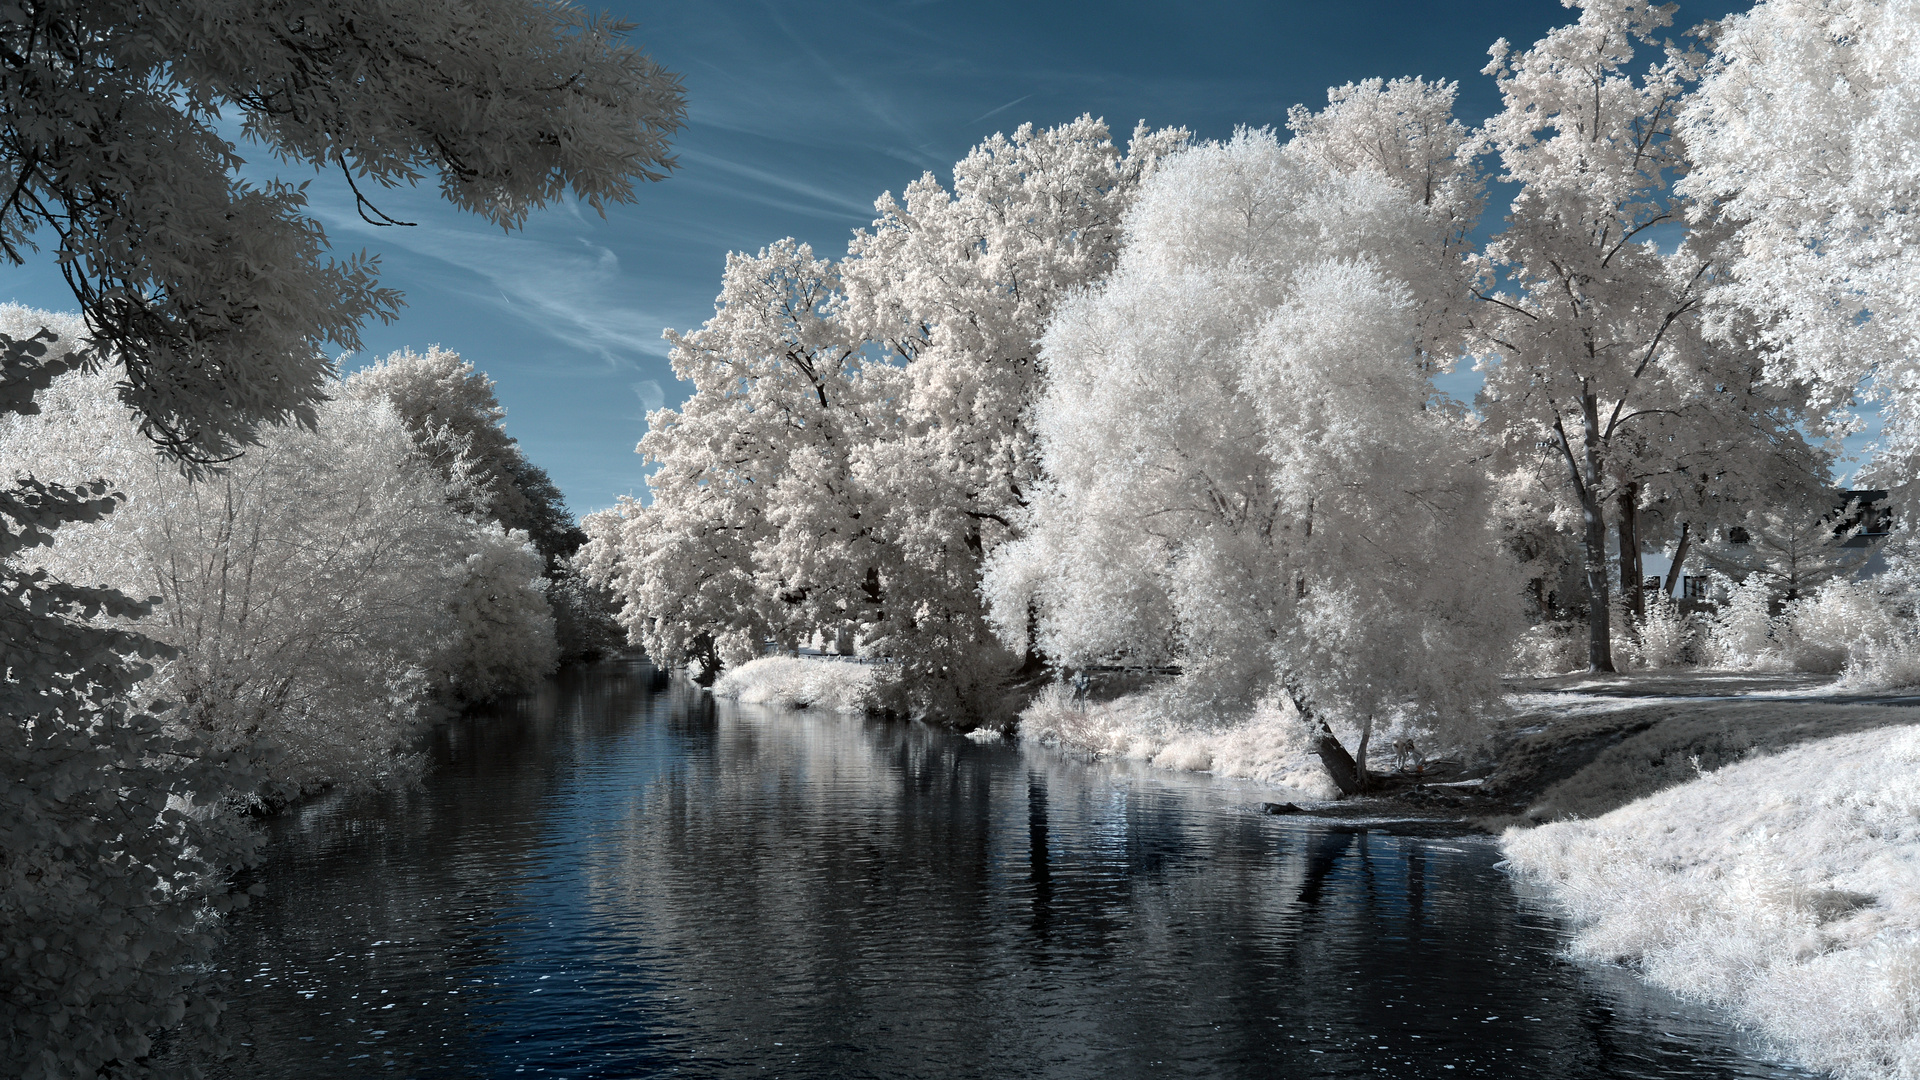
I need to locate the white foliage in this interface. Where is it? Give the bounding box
[0,352,554,794]
[1622,596,1696,670]
[1468,0,1826,671]
[1017,685,1340,801]
[1505,725,1920,1079]
[1700,573,1787,670]
[1681,0,1920,423]
[991,129,1520,758]
[0,0,683,462]
[585,119,1185,715]
[710,656,889,713]
[436,523,558,704]
[1512,621,1589,676]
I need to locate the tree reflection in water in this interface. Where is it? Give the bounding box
[183,660,1812,1080]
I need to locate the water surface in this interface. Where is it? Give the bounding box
[194,660,1810,1079]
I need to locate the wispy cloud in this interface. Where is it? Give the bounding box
[632,379,665,416]
[675,147,875,220]
[309,187,676,365]
[971,94,1034,126]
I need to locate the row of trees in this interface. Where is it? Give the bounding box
[1,0,683,1074]
[585,0,1920,781]
[580,116,1189,721]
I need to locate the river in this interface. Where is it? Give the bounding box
[187,658,1811,1079]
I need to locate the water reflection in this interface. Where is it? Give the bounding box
[186,659,1811,1079]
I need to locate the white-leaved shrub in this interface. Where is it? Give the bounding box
[1017,685,1341,801]
[1699,573,1783,670]
[1511,621,1587,676]
[710,656,890,713]
[1620,596,1695,670]
[0,342,556,796]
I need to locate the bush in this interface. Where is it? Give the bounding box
[1018,685,1342,800]
[1620,595,1696,670]
[710,655,891,712]
[0,365,557,796]
[1511,620,1586,675]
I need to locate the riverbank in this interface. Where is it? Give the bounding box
[1238,672,1920,1076]
[1262,672,1920,832]
[1503,721,1920,1079]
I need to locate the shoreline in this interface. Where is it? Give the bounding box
[1253,671,1920,835]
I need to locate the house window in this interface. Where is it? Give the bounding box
[1682,575,1710,600]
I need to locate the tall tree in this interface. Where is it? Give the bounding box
[589,239,877,680]
[835,117,1187,719]
[586,119,1185,715]
[1679,0,1920,418]
[0,6,682,1073]
[1464,0,1814,670]
[345,346,586,569]
[988,131,1521,793]
[1696,497,1876,605]
[0,327,266,1080]
[1680,0,1920,521]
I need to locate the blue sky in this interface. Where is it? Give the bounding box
[0,0,1761,517]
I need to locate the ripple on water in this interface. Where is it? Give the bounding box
[181,661,1816,1080]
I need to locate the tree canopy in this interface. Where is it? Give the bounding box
[0,0,684,461]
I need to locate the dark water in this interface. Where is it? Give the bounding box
[191,659,1812,1079]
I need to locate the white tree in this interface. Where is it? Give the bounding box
[1463,0,1827,670]
[0,324,557,796]
[587,239,878,680]
[2,7,679,1072]
[0,322,266,1080]
[1286,76,1484,360]
[1696,496,1875,604]
[1679,0,1920,421]
[586,119,1185,715]
[987,131,1522,793]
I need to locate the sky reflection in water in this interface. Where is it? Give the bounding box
[190,660,1812,1079]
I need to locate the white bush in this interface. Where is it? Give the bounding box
[1505,725,1920,1079]
[1018,685,1341,801]
[1840,633,1920,692]
[711,655,889,713]
[1620,596,1696,670]
[0,362,557,795]
[1511,621,1586,675]
[1776,579,1902,675]
[1699,573,1785,670]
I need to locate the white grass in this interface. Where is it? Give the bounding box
[1504,723,1920,1078]
[710,656,889,713]
[1017,685,1340,800]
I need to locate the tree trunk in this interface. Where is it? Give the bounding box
[1314,721,1364,797]
[1663,522,1692,598]
[1617,481,1643,619]
[1578,393,1617,672]
[1579,487,1616,672]
[1354,717,1373,793]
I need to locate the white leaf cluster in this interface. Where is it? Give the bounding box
[1681,0,1920,418]
[0,0,684,462]
[0,308,555,795]
[987,130,1522,749]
